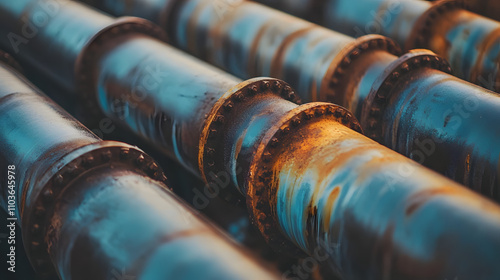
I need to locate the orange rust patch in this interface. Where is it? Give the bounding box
[471,27,500,84]
[247,20,274,76]
[270,25,315,77]
[465,153,471,174]
[322,186,341,233]
[405,186,465,216]
[426,10,463,57]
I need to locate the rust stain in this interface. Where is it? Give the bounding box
[406,186,458,216]
[322,186,340,233]
[247,20,274,76]
[270,25,315,77]
[471,27,500,84]
[426,9,463,56]
[465,153,471,174]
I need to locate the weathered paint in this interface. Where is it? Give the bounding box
[77,0,500,200]
[0,52,280,280]
[257,0,500,92]
[247,114,500,279]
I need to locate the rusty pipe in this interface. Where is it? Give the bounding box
[254,0,500,93]
[2,1,500,279]
[428,0,500,22]
[0,51,279,280]
[78,0,500,200]
[0,0,305,201]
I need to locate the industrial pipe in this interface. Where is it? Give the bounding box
[78,0,500,201]
[253,0,500,93]
[429,0,500,22]
[1,1,500,279]
[0,51,279,280]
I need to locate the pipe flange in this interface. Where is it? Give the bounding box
[199,78,301,202]
[321,35,402,105]
[74,16,167,125]
[22,141,168,279]
[361,50,452,142]
[246,103,362,254]
[406,0,467,50]
[0,49,23,73]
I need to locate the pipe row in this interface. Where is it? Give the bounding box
[79,0,500,201]
[254,0,500,93]
[0,50,278,280]
[1,1,500,279]
[430,0,500,22]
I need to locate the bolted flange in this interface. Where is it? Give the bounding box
[22,141,168,279]
[361,49,452,142]
[246,102,362,255]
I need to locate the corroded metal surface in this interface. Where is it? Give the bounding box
[0,51,280,280]
[244,103,500,280]
[2,1,500,280]
[433,0,500,21]
[256,0,500,93]
[78,0,500,201]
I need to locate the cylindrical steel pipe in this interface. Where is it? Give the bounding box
[2,1,500,279]
[429,0,500,22]
[255,0,500,92]
[0,51,279,280]
[78,0,500,200]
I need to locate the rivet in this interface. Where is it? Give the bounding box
[341,57,350,67]
[31,224,41,235]
[282,85,292,95]
[31,241,41,251]
[148,162,159,173]
[326,107,336,115]
[281,126,290,134]
[368,118,378,129]
[334,109,344,118]
[234,93,244,102]
[391,71,400,80]
[370,107,381,117]
[120,149,130,160]
[315,108,325,116]
[330,78,339,87]
[208,129,218,138]
[224,101,234,111]
[68,164,81,177]
[206,148,215,157]
[351,49,360,58]
[401,63,410,73]
[271,80,283,92]
[42,189,53,203]
[269,137,279,148]
[214,115,225,124]
[135,155,145,166]
[260,81,270,90]
[247,84,258,95]
[53,174,64,186]
[101,150,112,162]
[262,151,272,163]
[305,111,315,119]
[82,155,95,167]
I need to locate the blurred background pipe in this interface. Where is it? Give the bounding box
[429,0,500,22]
[77,0,500,201]
[2,1,500,279]
[252,0,500,93]
[0,50,279,280]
